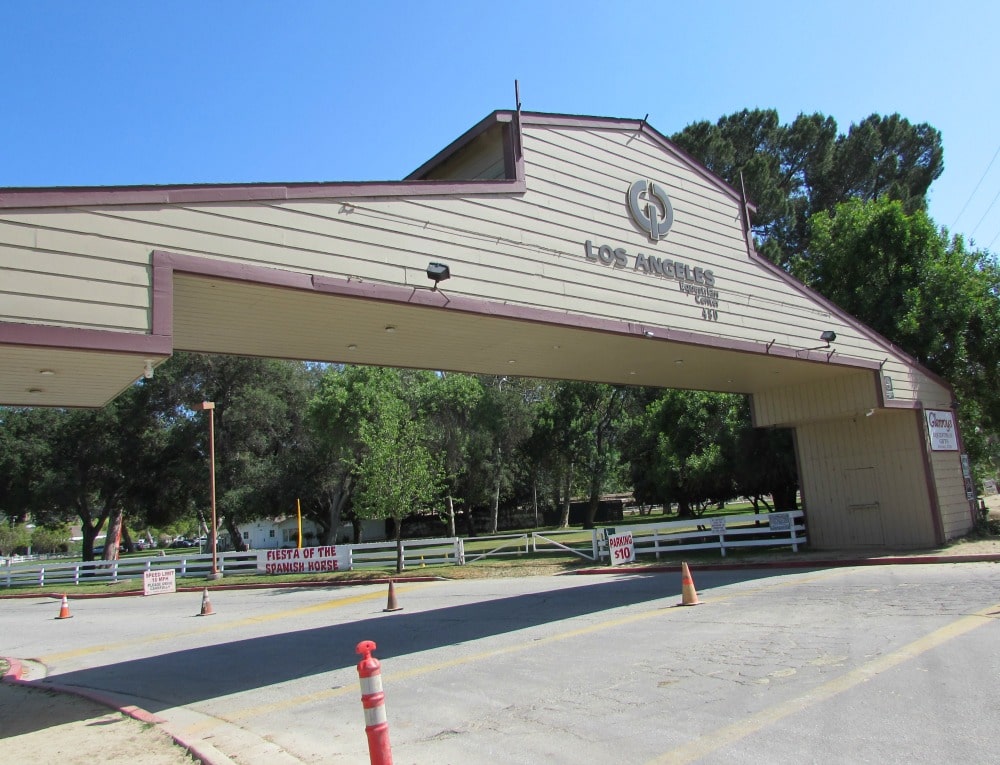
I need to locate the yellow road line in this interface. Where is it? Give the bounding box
[40,582,432,664]
[223,570,843,722]
[644,602,1000,765]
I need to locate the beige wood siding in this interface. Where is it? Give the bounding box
[928,444,975,540]
[417,123,508,180]
[796,411,937,548]
[0,219,152,332]
[752,372,878,427]
[0,120,938,405]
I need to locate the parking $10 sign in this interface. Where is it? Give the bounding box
[607,531,635,565]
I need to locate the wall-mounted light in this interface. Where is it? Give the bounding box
[426,262,451,291]
[643,330,654,338]
[143,359,154,379]
[801,330,838,353]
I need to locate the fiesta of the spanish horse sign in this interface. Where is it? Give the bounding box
[256,545,350,574]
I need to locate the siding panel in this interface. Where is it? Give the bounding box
[796,411,936,548]
[0,120,943,408]
[929,450,974,539]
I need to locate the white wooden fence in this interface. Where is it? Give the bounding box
[3,511,805,589]
[594,510,806,559]
[2,551,261,589]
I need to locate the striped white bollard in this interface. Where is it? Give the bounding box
[356,640,393,765]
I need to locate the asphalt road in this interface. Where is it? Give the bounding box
[3,564,999,764]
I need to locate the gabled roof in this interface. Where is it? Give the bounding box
[0,109,952,410]
[0,110,746,210]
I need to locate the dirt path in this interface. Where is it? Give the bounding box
[0,676,196,765]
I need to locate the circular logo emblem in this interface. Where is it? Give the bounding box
[627,179,674,241]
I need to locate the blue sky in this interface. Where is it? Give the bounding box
[3,1,998,250]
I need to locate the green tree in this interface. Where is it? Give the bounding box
[628,391,744,517]
[31,523,71,554]
[732,419,799,512]
[526,381,588,528]
[800,198,1000,466]
[306,365,420,544]
[0,407,60,524]
[563,382,629,529]
[471,376,534,534]
[353,381,443,572]
[33,398,137,561]
[170,353,316,551]
[525,382,630,528]
[1,375,194,560]
[0,522,31,556]
[671,109,943,269]
[418,372,485,536]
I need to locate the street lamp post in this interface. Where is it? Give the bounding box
[193,401,222,580]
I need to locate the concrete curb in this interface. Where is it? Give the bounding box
[2,655,222,765]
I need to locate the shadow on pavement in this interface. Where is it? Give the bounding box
[38,567,806,715]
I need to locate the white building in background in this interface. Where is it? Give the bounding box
[236,517,387,549]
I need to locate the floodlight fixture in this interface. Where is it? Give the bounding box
[801,330,839,353]
[426,262,451,290]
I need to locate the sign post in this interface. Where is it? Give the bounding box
[711,517,727,557]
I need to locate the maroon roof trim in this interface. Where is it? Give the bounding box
[0,101,951,400]
[0,321,172,355]
[152,250,881,373]
[0,110,540,211]
[915,409,947,545]
[0,109,740,211]
[312,277,850,364]
[154,250,315,290]
[3,249,886,402]
[0,177,527,210]
[884,398,922,410]
[517,111,748,207]
[742,239,957,399]
[406,111,520,181]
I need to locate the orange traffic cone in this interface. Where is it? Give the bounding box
[55,594,73,619]
[678,562,701,606]
[197,588,215,617]
[383,579,403,612]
